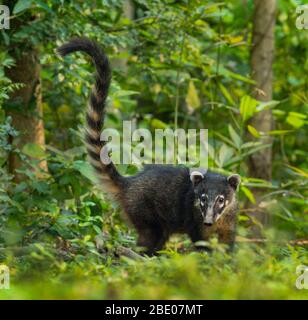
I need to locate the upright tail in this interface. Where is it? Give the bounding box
[57,38,124,195]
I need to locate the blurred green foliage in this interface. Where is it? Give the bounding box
[0,0,307,299]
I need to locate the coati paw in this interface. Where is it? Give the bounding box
[195,245,212,253]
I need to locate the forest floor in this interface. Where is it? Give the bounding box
[0,236,307,299]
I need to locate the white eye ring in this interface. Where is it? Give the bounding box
[217,195,224,205]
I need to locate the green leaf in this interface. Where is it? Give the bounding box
[32,181,49,194]
[0,109,5,122]
[213,66,255,84]
[247,125,260,138]
[93,225,102,234]
[286,112,307,128]
[113,90,139,98]
[224,144,271,167]
[151,118,168,129]
[214,132,236,148]
[186,80,200,109]
[2,31,10,46]
[241,186,256,204]
[227,71,255,84]
[22,143,46,158]
[266,130,293,135]
[240,95,258,122]
[228,125,242,149]
[217,144,234,168]
[73,160,97,183]
[286,165,308,179]
[241,141,263,149]
[13,0,33,14]
[218,83,235,106]
[256,100,280,112]
[33,0,53,13]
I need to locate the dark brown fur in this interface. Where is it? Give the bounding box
[57,38,240,255]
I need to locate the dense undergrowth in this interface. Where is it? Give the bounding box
[0,148,306,299]
[0,0,307,299]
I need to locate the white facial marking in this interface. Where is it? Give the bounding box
[215,195,225,208]
[194,198,204,218]
[214,197,231,222]
[215,213,223,222]
[200,193,207,207]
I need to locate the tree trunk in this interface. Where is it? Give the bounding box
[6,48,48,180]
[248,0,276,228]
[112,0,135,71]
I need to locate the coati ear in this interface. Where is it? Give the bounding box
[190,171,204,187]
[227,174,241,190]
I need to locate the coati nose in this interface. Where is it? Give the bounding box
[204,222,213,226]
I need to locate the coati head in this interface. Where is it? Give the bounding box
[190,171,241,226]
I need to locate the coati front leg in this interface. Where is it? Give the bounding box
[217,228,236,252]
[188,225,212,252]
[137,226,168,256]
[217,215,237,252]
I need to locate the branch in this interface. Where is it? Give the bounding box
[116,245,146,261]
[236,237,308,246]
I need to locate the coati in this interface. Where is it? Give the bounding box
[57,38,241,255]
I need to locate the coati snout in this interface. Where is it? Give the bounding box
[57,38,241,255]
[191,171,241,226]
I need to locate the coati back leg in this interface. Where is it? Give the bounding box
[136,226,168,256]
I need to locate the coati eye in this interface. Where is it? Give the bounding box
[199,194,207,208]
[217,195,224,204]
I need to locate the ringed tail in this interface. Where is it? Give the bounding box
[57,38,124,194]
